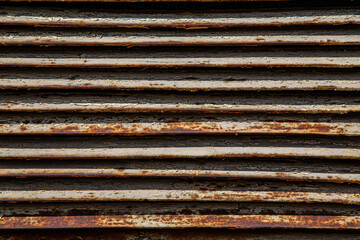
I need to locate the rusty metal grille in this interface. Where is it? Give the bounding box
[0,0,359,239]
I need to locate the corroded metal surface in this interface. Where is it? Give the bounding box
[0,168,358,183]
[0,1,359,234]
[1,69,359,91]
[0,190,358,204]
[1,134,359,159]
[0,215,359,229]
[1,48,360,68]
[1,147,360,159]
[0,92,359,113]
[2,102,358,113]
[0,122,358,136]
[2,29,360,46]
[1,78,360,91]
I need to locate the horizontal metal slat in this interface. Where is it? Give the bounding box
[0,177,357,203]
[1,7,359,28]
[2,135,358,159]
[1,69,359,91]
[2,147,359,159]
[0,168,358,183]
[1,47,360,68]
[3,103,357,113]
[0,215,359,229]
[0,190,358,204]
[1,79,358,91]
[1,112,359,136]
[1,122,359,136]
[2,28,360,46]
[1,158,357,183]
[1,92,358,113]
[0,70,359,91]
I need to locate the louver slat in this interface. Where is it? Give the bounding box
[1,69,359,91]
[2,29,360,46]
[1,92,359,113]
[0,215,359,229]
[1,122,359,136]
[1,135,360,159]
[0,190,358,204]
[0,1,359,236]
[0,168,358,183]
[1,48,360,68]
[3,147,360,159]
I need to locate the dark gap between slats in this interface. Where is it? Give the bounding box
[0,158,357,173]
[1,0,360,10]
[0,229,359,240]
[0,178,358,193]
[1,135,360,148]
[0,202,359,216]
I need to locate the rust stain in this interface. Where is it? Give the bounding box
[56,126,80,132]
[19,125,27,131]
[4,122,354,136]
[0,168,357,184]
[251,122,346,135]
[0,4,359,236]
[0,215,358,229]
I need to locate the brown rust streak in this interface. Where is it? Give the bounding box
[251,122,346,135]
[0,169,358,184]
[0,215,358,229]
[0,190,358,204]
[3,122,351,136]
[196,191,357,204]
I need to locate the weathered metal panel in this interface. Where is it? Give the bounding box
[0,0,359,237]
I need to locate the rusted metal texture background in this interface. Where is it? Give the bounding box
[0,0,359,239]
